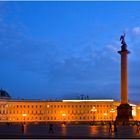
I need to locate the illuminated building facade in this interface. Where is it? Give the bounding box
[0,89,138,123]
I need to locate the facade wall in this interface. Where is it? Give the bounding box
[0,99,137,123]
[136,105,140,121]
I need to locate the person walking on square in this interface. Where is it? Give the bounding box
[136,122,140,134]
[49,124,54,134]
[114,121,117,133]
[109,121,112,133]
[21,123,24,135]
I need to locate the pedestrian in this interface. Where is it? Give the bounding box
[49,124,54,134]
[21,123,24,135]
[109,121,112,133]
[136,122,140,134]
[114,121,117,133]
[6,122,10,127]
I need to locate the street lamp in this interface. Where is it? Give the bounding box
[62,113,66,117]
[22,114,27,117]
[62,113,66,124]
[21,113,27,135]
[110,109,115,122]
[91,107,97,124]
[103,113,107,124]
[22,113,27,124]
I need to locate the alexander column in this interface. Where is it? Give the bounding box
[116,33,133,124]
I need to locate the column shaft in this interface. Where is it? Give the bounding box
[120,51,128,104]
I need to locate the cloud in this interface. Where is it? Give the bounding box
[132,27,140,36]
[106,44,117,52]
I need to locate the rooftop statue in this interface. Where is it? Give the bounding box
[120,33,127,51]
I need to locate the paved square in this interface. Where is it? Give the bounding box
[0,123,140,138]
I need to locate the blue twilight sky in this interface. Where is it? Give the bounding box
[0,1,140,103]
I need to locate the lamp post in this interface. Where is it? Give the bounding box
[91,107,97,124]
[62,113,66,124]
[22,113,27,124]
[110,109,115,122]
[21,113,27,135]
[104,113,107,124]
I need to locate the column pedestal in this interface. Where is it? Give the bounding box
[116,104,133,124]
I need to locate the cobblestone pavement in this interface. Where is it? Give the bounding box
[0,123,140,138]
